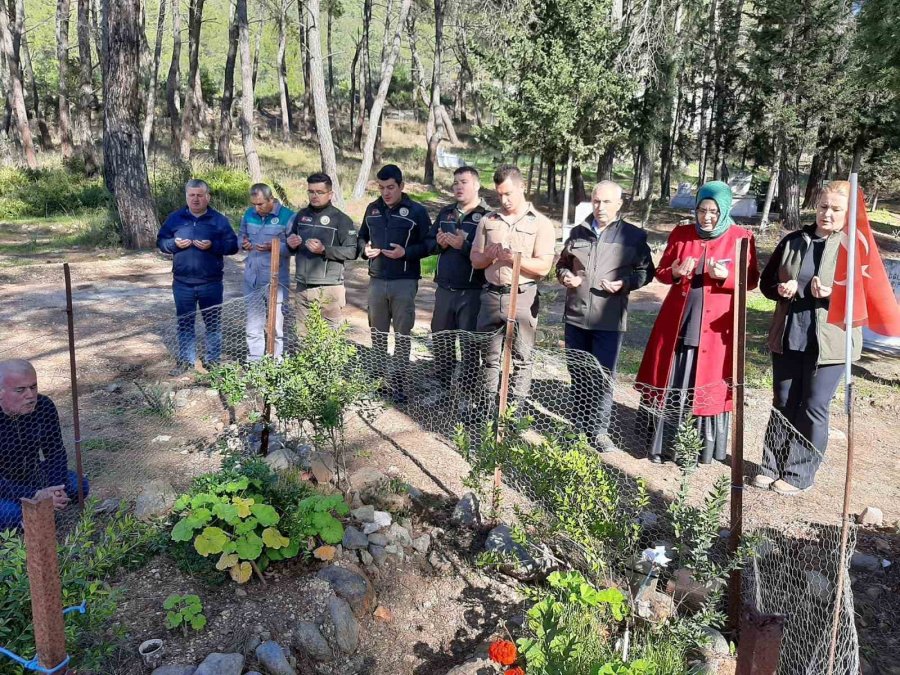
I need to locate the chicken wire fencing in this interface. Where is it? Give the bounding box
[0,283,862,674]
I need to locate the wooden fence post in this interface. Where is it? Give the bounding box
[259,236,281,456]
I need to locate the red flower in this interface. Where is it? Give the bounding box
[505,668,526,675]
[488,640,518,666]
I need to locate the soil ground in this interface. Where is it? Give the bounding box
[1,186,898,674]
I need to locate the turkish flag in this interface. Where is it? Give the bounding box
[827,187,900,336]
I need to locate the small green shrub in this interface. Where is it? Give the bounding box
[163,594,206,632]
[0,500,159,674]
[0,166,110,218]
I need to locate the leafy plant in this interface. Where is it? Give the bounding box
[170,475,297,584]
[163,594,207,633]
[290,494,351,545]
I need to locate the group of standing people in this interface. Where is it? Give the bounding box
[155,168,861,498]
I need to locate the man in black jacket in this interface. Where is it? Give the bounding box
[556,181,655,451]
[429,166,489,390]
[287,173,359,326]
[358,164,434,402]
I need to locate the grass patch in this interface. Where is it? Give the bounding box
[82,438,126,452]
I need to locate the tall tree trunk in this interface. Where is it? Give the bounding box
[353,0,372,150]
[251,22,261,91]
[15,0,50,151]
[351,0,412,198]
[216,0,238,165]
[349,34,360,137]
[0,0,36,167]
[423,0,445,186]
[597,144,614,181]
[57,0,74,158]
[803,151,824,209]
[102,0,159,249]
[277,2,291,139]
[547,161,557,203]
[178,0,204,161]
[76,0,98,173]
[778,148,800,231]
[535,155,543,197]
[632,141,654,201]
[142,0,167,158]
[236,0,261,181]
[326,1,334,96]
[572,165,586,204]
[165,0,182,151]
[306,0,343,206]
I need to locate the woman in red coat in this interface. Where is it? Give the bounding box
[636,181,759,464]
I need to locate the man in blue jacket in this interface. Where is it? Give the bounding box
[358,164,434,403]
[0,359,88,530]
[157,179,239,376]
[240,183,294,361]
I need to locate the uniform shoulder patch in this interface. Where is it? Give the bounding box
[271,217,279,225]
[320,215,331,225]
[399,207,409,216]
[370,209,380,216]
[472,213,483,222]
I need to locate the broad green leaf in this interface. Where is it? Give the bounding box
[213,502,241,525]
[233,517,259,535]
[190,493,217,509]
[191,507,213,525]
[215,552,239,570]
[166,611,182,627]
[235,532,264,560]
[173,495,190,511]
[171,518,198,542]
[262,527,289,549]
[163,595,179,610]
[250,503,279,526]
[184,595,202,606]
[190,614,207,631]
[224,477,249,493]
[230,561,252,583]
[181,604,200,618]
[311,512,344,544]
[194,527,228,556]
[232,496,255,518]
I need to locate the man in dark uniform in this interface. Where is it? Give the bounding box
[287,173,359,326]
[556,180,655,451]
[429,166,489,392]
[358,164,434,403]
[470,165,555,403]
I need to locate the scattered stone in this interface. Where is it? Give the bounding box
[351,505,375,523]
[293,622,332,662]
[428,550,451,573]
[348,467,387,492]
[634,589,676,624]
[829,427,847,441]
[875,539,891,555]
[151,435,172,443]
[310,452,336,484]
[327,596,359,654]
[369,545,388,566]
[805,570,833,603]
[359,549,374,566]
[866,586,883,600]
[451,492,481,528]
[350,492,364,509]
[246,672,263,675]
[367,533,388,547]
[412,534,431,555]
[484,524,545,580]
[370,491,411,513]
[255,641,295,675]
[264,447,301,471]
[313,546,336,562]
[206,389,221,398]
[94,498,122,514]
[387,523,413,548]
[857,507,884,527]
[373,510,392,528]
[214,421,225,433]
[444,643,494,675]
[134,479,177,519]
[342,526,370,550]
[637,511,659,528]
[317,566,376,616]
[193,653,244,675]
[373,605,393,622]
[700,627,730,657]
[174,389,193,408]
[405,484,424,501]
[235,588,248,598]
[851,552,882,572]
[104,383,122,393]
[151,667,195,675]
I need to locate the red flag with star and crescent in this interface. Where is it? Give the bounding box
[827,187,900,336]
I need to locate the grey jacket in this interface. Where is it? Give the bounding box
[555,218,655,332]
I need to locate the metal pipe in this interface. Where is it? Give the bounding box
[63,264,85,509]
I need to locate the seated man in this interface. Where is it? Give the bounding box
[0,359,88,530]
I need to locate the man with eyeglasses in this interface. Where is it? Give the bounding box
[556,181,655,451]
[287,173,359,326]
[240,183,294,361]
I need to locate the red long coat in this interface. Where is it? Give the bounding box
[636,224,759,416]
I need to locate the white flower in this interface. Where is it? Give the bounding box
[641,546,671,568]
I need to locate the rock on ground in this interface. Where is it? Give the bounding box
[293,621,332,662]
[134,479,177,519]
[255,640,296,675]
[851,552,883,572]
[328,595,360,654]
[317,565,376,616]
[857,506,884,527]
[151,667,195,675]
[443,643,495,675]
[342,526,370,550]
[192,653,244,675]
[263,447,301,471]
[451,492,481,528]
[484,524,543,580]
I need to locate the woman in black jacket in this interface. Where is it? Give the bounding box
[753,181,861,496]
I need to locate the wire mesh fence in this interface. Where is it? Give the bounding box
[0,280,865,674]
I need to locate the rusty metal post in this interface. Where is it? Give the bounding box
[494,251,523,494]
[63,264,85,509]
[728,237,749,633]
[259,236,281,456]
[20,496,69,672]
[736,607,784,675]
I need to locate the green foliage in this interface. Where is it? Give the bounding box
[0,500,159,674]
[163,594,207,632]
[170,473,294,583]
[460,410,648,569]
[149,163,251,226]
[0,166,110,219]
[290,494,351,545]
